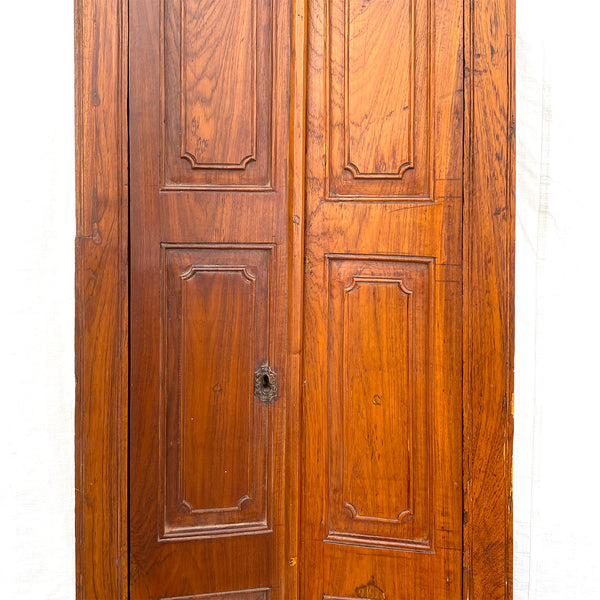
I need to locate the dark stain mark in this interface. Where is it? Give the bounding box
[91,221,102,245]
[304,257,313,274]
[195,137,209,157]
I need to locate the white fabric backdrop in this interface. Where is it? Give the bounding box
[0,1,75,597]
[514,1,600,597]
[1,0,600,597]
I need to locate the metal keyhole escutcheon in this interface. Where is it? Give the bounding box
[254,363,278,403]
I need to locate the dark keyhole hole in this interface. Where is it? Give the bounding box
[262,374,270,388]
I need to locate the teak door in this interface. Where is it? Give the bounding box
[129,0,291,597]
[75,0,514,598]
[300,0,464,597]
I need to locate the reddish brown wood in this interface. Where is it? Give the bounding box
[74,0,128,597]
[162,0,274,189]
[300,0,464,596]
[325,256,435,551]
[463,0,515,597]
[75,0,514,596]
[327,0,431,199]
[128,0,291,598]
[161,246,274,539]
[285,2,309,597]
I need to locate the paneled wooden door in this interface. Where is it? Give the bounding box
[128,2,472,600]
[300,0,463,597]
[129,0,291,597]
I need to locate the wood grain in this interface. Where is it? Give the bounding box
[74,0,128,597]
[463,0,515,597]
[161,246,273,539]
[75,0,514,596]
[327,0,432,199]
[284,2,308,596]
[301,0,464,597]
[325,256,434,550]
[128,0,291,597]
[162,0,274,189]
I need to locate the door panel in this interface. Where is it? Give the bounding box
[162,246,273,539]
[301,0,464,597]
[129,0,290,596]
[326,256,434,550]
[327,0,432,199]
[162,0,274,189]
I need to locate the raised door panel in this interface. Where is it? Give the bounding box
[162,246,273,539]
[326,256,433,550]
[328,0,432,200]
[162,0,274,189]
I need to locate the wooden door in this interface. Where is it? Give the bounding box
[300,0,463,597]
[128,0,291,598]
[122,1,511,600]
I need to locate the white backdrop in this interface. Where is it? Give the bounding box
[1,0,600,598]
[514,1,600,598]
[0,1,75,598]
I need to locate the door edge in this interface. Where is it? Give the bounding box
[462,0,515,598]
[75,0,129,597]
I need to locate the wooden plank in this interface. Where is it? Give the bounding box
[74,0,128,597]
[463,0,515,597]
[285,0,308,596]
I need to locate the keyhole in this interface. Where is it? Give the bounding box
[262,374,270,388]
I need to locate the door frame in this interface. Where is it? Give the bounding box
[74,0,514,597]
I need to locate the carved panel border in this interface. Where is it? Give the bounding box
[179,0,258,170]
[324,254,434,551]
[159,244,274,540]
[326,0,434,201]
[340,276,416,528]
[178,266,257,517]
[160,0,276,191]
[343,0,415,180]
